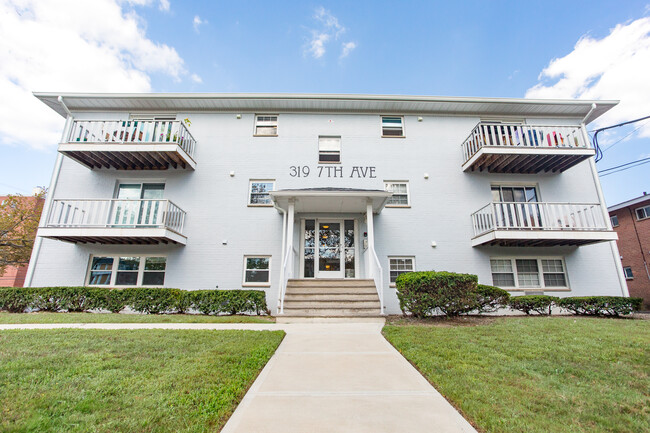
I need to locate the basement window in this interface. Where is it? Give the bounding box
[389,256,414,285]
[490,257,568,291]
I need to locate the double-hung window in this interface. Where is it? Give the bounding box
[389,256,414,285]
[490,257,568,290]
[385,181,410,207]
[635,205,650,220]
[255,115,278,136]
[248,180,275,206]
[318,136,341,163]
[243,256,271,285]
[381,116,404,137]
[87,255,167,286]
[610,215,619,227]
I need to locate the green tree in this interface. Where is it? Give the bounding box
[0,191,45,276]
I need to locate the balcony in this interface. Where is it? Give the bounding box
[60,120,197,170]
[471,202,617,247]
[39,199,187,245]
[461,123,594,173]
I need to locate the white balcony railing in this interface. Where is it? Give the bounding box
[67,120,196,159]
[46,199,186,235]
[462,123,589,163]
[472,202,608,237]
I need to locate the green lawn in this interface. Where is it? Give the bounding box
[0,312,274,324]
[383,317,649,433]
[0,329,284,432]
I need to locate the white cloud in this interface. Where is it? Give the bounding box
[158,0,169,11]
[193,15,205,33]
[305,7,352,59]
[526,16,650,136]
[0,0,189,150]
[190,73,203,84]
[340,41,356,59]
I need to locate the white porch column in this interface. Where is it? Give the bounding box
[366,201,375,277]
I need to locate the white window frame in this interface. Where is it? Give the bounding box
[384,181,410,207]
[254,114,278,136]
[610,215,619,227]
[490,257,570,292]
[248,179,275,207]
[242,255,271,287]
[318,136,341,164]
[388,256,415,286]
[623,266,634,280]
[381,116,405,137]
[85,255,167,287]
[635,205,650,221]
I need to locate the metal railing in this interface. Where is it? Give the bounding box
[471,201,607,237]
[46,199,186,235]
[67,120,196,159]
[278,246,297,314]
[462,122,589,164]
[369,247,384,313]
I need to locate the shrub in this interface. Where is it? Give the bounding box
[190,290,267,315]
[0,287,34,313]
[509,295,558,315]
[475,284,511,313]
[99,289,128,313]
[396,271,479,317]
[557,296,643,316]
[123,288,183,314]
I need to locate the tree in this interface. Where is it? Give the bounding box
[0,191,45,276]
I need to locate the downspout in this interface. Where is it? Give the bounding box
[24,96,72,287]
[580,104,629,296]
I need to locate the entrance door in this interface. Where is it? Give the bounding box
[316,220,344,278]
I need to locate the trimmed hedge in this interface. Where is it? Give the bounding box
[508,295,558,315]
[396,271,480,317]
[556,296,642,316]
[0,287,268,315]
[475,284,511,313]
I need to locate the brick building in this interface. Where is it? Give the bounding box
[608,193,650,309]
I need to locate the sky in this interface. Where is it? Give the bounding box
[0,0,649,206]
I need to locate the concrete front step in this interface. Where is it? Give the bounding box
[286,286,378,295]
[284,301,381,309]
[287,279,375,288]
[285,293,379,301]
[283,308,381,316]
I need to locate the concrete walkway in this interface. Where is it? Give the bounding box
[1,321,477,432]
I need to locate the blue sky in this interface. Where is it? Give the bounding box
[1,0,649,205]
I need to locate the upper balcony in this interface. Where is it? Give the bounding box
[461,123,594,173]
[60,120,197,170]
[471,202,617,247]
[39,199,187,245]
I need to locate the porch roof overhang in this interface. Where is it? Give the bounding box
[270,188,393,213]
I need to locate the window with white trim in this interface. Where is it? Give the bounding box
[254,115,278,136]
[318,136,341,163]
[624,267,634,279]
[389,256,414,285]
[490,257,568,290]
[243,256,271,285]
[381,116,404,137]
[87,255,166,286]
[635,205,650,220]
[610,215,619,227]
[385,181,410,207]
[249,180,275,206]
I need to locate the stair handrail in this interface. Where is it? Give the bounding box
[278,245,296,314]
[369,247,384,314]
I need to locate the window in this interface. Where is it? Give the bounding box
[490,257,568,290]
[624,267,634,279]
[635,205,650,220]
[243,256,271,285]
[610,215,619,227]
[389,257,414,285]
[255,115,278,136]
[318,136,341,163]
[249,180,275,206]
[114,183,165,226]
[385,182,410,207]
[381,116,404,137]
[86,255,166,286]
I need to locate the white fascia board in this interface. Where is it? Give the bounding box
[607,195,650,212]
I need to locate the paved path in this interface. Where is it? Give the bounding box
[1,321,477,432]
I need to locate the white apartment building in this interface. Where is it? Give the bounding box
[25,93,629,315]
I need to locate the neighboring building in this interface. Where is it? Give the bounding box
[25,93,628,315]
[608,193,650,309]
[0,191,45,287]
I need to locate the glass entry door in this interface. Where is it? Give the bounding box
[317,221,343,278]
[303,219,355,279]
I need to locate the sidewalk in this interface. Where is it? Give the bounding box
[1,321,477,432]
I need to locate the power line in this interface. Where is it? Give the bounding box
[600,118,650,153]
[599,158,650,177]
[592,114,650,162]
[598,156,650,173]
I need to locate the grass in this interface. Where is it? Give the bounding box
[0,312,274,324]
[383,316,650,433]
[0,329,284,432]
